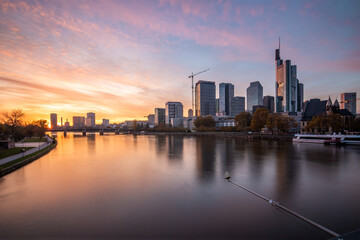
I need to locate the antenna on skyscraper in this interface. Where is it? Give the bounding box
[279,37,280,50]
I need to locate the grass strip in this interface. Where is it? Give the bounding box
[0,142,56,170]
[0,147,34,159]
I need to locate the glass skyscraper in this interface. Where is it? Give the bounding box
[219,83,234,116]
[195,80,216,116]
[246,81,263,112]
[340,92,357,115]
[231,97,245,116]
[275,47,304,113]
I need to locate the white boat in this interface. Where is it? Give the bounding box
[341,135,360,145]
[293,134,360,145]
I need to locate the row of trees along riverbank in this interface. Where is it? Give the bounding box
[0,109,48,142]
[194,108,298,133]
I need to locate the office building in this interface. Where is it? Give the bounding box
[73,116,85,127]
[102,119,110,126]
[50,113,57,129]
[275,45,304,113]
[219,83,234,116]
[188,109,193,118]
[165,102,183,125]
[155,108,165,125]
[147,114,155,125]
[86,112,96,126]
[231,97,245,116]
[195,80,216,116]
[263,96,275,113]
[64,119,70,128]
[216,98,219,114]
[297,82,304,112]
[247,81,263,113]
[85,117,92,127]
[252,105,265,113]
[340,92,357,115]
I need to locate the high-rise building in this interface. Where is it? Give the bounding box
[86,112,96,126]
[263,96,275,113]
[297,82,304,112]
[50,113,57,129]
[73,116,85,127]
[155,108,165,125]
[215,98,219,114]
[219,83,234,116]
[247,81,263,112]
[340,92,357,115]
[64,119,70,128]
[188,109,193,118]
[195,80,216,116]
[146,115,155,125]
[102,119,110,126]
[85,117,92,127]
[275,46,304,113]
[165,102,183,125]
[231,97,245,116]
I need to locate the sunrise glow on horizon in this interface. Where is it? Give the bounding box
[1,0,359,124]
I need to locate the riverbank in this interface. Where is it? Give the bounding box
[0,138,57,178]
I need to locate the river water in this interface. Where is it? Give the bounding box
[0,133,359,239]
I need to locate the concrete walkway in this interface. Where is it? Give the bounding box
[0,136,53,165]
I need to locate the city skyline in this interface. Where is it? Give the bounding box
[1,0,360,123]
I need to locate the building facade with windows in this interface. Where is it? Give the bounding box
[195,80,216,116]
[247,81,263,113]
[219,83,234,116]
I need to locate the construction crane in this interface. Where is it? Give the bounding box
[188,69,210,112]
[340,98,360,104]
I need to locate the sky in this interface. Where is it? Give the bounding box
[1,0,359,125]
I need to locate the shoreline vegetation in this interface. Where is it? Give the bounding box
[0,138,57,177]
[0,109,57,177]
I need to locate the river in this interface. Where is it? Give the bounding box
[0,133,359,239]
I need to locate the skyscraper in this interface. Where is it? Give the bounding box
[297,82,304,112]
[231,97,245,116]
[73,116,85,127]
[86,112,96,126]
[50,113,57,129]
[215,98,219,114]
[155,108,165,125]
[195,80,216,116]
[247,81,263,112]
[275,45,304,113]
[340,92,357,115]
[165,102,183,125]
[263,96,275,113]
[219,83,234,116]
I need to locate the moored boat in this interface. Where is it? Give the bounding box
[293,134,360,145]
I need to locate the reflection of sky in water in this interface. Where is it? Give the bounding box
[0,133,359,239]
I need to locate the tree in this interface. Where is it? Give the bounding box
[33,119,49,140]
[352,118,360,131]
[2,109,24,136]
[234,112,252,132]
[251,108,269,132]
[194,116,215,128]
[305,113,342,134]
[266,114,297,133]
[194,116,215,131]
[24,124,37,138]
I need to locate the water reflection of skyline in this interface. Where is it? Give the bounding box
[196,136,216,182]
